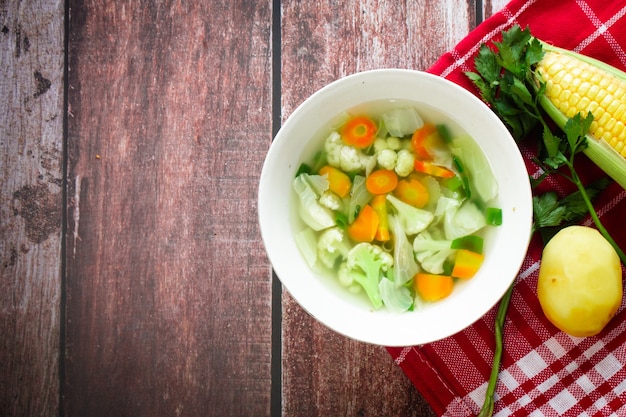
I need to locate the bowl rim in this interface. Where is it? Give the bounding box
[258,68,533,346]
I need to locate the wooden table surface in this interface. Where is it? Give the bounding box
[2,0,507,415]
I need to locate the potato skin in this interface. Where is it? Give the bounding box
[537,226,623,337]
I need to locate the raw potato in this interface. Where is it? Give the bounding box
[537,226,623,337]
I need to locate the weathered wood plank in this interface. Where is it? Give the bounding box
[0,1,64,416]
[65,1,273,416]
[484,0,511,20]
[280,1,477,415]
[280,0,477,119]
[283,293,438,417]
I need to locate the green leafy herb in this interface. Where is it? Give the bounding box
[532,178,610,243]
[466,25,544,141]
[533,178,610,230]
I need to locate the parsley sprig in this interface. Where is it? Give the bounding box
[466,25,625,417]
[466,25,544,141]
[532,178,609,239]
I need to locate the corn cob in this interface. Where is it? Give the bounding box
[534,43,626,189]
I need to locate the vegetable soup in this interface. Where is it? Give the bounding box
[292,103,502,312]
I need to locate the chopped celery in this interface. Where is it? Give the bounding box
[486,207,503,226]
[451,235,484,254]
[442,260,454,276]
[445,176,463,193]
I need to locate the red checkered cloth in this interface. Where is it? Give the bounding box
[387,0,626,415]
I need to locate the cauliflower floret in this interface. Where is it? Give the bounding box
[361,153,377,176]
[325,131,376,174]
[373,137,389,153]
[341,243,394,309]
[337,262,363,294]
[338,146,364,172]
[386,136,402,150]
[374,136,401,152]
[317,227,351,269]
[395,149,415,177]
[377,149,397,170]
[319,190,342,211]
[339,147,376,174]
[374,137,404,171]
[413,230,455,274]
[324,131,344,167]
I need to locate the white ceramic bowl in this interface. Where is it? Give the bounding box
[258,69,532,346]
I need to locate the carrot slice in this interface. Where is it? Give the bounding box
[394,176,429,208]
[411,123,439,159]
[414,160,456,178]
[365,169,398,194]
[370,194,390,242]
[347,204,379,243]
[341,116,377,149]
[319,165,352,198]
[451,249,485,279]
[414,272,454,302]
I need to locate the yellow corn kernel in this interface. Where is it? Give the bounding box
[613,103,625,120]
[578,81,591,96]
[536,51,626,157]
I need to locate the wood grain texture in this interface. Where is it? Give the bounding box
[0,0,64,416]
[483,0,511,20]
[281,0,477,118]
[65,1,273,416]
[280,1,477,416]
[282,293,437,417]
